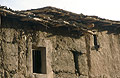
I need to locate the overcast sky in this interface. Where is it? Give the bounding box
[1,0,120,21]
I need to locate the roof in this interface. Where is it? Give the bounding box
[0,6,120,35]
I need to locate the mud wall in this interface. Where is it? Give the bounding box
[0,16,120,78]
[89,31,120,78]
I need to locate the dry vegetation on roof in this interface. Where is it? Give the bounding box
[0,6,120,34]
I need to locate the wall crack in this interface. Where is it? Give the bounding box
[71,50,83,76]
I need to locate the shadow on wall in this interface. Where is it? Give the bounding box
[1,16,120,39]
[1,16,84,39]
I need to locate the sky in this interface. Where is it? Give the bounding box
[0,0,120,21]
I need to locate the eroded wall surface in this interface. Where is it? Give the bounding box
[0,17,120,78]
[89,31,120,78]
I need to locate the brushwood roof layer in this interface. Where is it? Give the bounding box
[0,6,120,34]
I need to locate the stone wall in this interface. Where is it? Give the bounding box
[0,16,120,78]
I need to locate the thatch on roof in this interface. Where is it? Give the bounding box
[0,6,120,35]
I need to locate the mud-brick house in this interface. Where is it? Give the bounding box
[0,6,120,78]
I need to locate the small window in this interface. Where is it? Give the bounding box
[93,35,100,51]
[32,47,47,74]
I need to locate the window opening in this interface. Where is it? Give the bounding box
[93,35,100,51]
[32,47,46,74]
